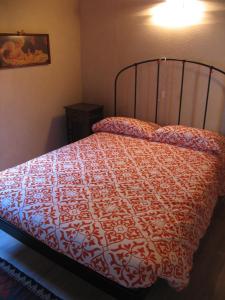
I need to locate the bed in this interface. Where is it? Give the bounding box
[0,58,225,300]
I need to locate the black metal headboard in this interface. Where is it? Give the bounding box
[114,58,225,129]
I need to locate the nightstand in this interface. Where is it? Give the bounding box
[64,103,104,143]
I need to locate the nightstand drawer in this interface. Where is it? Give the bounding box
[64,103,104,143]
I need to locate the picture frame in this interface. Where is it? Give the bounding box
[0,33,51,69]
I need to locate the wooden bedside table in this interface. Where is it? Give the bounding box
[64,103,104,143]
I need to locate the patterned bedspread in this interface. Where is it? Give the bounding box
[0,132,223,290]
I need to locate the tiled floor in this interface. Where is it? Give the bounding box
[0,197,225,300]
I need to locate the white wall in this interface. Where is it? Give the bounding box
[80,0,225,123]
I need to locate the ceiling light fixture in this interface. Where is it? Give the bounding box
[151,0,205,28]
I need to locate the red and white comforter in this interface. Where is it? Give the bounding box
[0,132,224,290]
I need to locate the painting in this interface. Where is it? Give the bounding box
[0,34,51,69]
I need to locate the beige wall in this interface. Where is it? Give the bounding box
[80,0,225,120]
[1,0,225,171]
[0,0,81,171]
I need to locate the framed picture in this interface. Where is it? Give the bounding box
[0,33,51,69]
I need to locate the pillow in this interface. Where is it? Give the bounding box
[219,152,225,196]
[150,125,225,155]
[92,117,160,140]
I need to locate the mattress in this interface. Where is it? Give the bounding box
[0,132,223,290]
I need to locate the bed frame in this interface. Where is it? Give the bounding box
[1,58,225,300]
[114,58,225,129]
